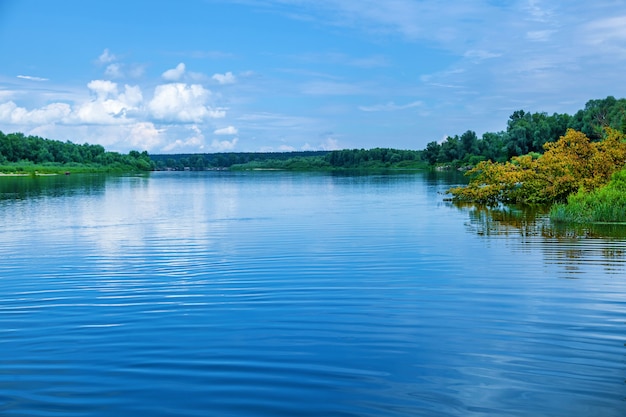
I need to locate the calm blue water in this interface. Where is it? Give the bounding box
[1,171,625,416]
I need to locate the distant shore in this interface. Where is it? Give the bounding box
[0,172,59,177]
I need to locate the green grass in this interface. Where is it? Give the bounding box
[0,161,149,175]
[550,168,626,223]
[229,157,428,171]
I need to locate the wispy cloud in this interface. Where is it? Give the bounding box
[358,100,422,112]
[17,75,49,82]
[98,48,116,64]
[293,52,389,68]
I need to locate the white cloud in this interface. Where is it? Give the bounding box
[105,63,124,78]
[148,83,224,122]
[17,75,49,81]
[118,85,143,107]
[0,80,144,127]
[161,125,206,152]
[98,48,116,64]
[162,63,186,81]
[0,101,71,124]
[210,137,238,151]
[584,15,626,46]
[303,137,340,151]
[88,80,119,98]
[74,81,143,124]
[358,100,422,112]
[320,137,340,150]
[526,30,556,42]
[463,49,501,59]
[212,71,236,84]
[214,126,238,135]
[127,122,163,150]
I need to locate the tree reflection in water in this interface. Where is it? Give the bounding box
[451,201,626,277]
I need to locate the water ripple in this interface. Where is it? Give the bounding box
[1,172,625,416]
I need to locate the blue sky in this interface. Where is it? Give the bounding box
[1,0,625,154]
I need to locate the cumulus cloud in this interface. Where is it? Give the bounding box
[0,80,144,127]
[73,81,143,124]
[210,137,238,151]
[148,83,224,122]
[302,137,340,151]
[0,101,71,124]
[127,122,163,150]
[88,80,119,98]
[214,126,238,135]
[162,63,186,81]
[212,71,236,84]
[161,125,206,152]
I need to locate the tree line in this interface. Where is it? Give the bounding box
[150,151,330,170]
[151,148,424,170]
[423,96,626,166]
[0,131,154,171]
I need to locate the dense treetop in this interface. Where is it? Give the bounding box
[423,96,626,167]
[448,128,626,205]
[151,148,424,171]
[0,131,154,172]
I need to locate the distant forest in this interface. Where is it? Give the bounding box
[153,96,626,171]
[151,148,424,171]
[2,96,624,173]
[150,151,330,170]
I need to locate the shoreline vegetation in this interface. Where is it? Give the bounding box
[150,148,428,172]
[2,96,626,223]
[0,131,155,175]
[447,128,626,224]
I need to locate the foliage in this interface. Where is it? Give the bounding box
[230,156,331,171]
[447,128,626,205]
[550,168,626,223]
[0,131,155,172]
[150,151,330,170]
[152,148,425,171]
[423,96,626,167]
[324,148,423,169]
[568,96,626,141]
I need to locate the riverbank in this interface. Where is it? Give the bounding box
[0,162,151,176]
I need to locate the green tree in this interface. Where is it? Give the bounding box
[448,128,626,205]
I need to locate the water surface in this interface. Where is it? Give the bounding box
[1,171,625,416]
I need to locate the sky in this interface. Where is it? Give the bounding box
[1,0,625,154]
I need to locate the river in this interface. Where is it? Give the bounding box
[1,171,625,416]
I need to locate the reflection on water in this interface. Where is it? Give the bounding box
[452,201,626,277]
[0,171,625,417]
[454,201,626,239]
[0,173,111,202]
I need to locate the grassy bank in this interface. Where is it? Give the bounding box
[0,161,151,175]
[550,168,626,223]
